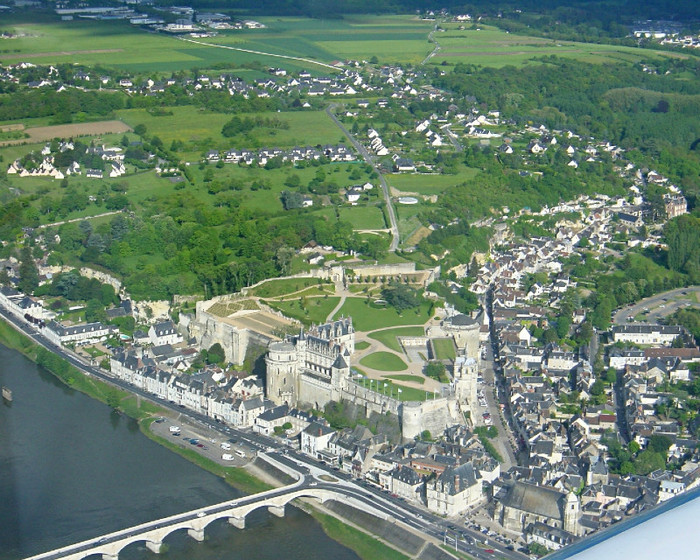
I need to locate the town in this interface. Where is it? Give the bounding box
[0,3,699,560]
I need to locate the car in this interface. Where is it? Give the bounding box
[197,512,206,518]
[309,482,317,486]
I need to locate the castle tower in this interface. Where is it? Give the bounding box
[265,341,298,406]
[443,313,480,361]
[453,355,478,415]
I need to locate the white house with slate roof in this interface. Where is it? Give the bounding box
[426,462,484,515]
[612,324,684,346]
[149,320,183,346]
[43,320,117,346]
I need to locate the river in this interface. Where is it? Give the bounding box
[0,343,359,560]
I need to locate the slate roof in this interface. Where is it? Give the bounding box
[499,481,566,520]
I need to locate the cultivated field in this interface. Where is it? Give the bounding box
[0,120,131,146]
[431,24,685,68]
[0,14,435,72]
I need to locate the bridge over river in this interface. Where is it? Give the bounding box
[23,454,394,560]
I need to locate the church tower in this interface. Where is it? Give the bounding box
[563,491,581,536]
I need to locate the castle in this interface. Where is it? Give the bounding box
[265,315,480,440]
[266,317,355,410]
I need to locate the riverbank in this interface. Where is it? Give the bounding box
[0,317,428,560]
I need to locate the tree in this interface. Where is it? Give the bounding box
[381,284,421,312]
[425,361,446,381]
[17,246,39,295]
[106,388,122,410]
[207,343,226,364]
[648,434,673,455]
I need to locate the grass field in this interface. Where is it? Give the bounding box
[431,24,684,68]
[267,296,340,326]
[0,14,434,72]
[387,168,479,196]
[368,326,424,352]
[333,297,431,331]
[308,510,410,560]
[116,107,343,154]
[337,206,386,230]
[384,374,425,384]
[432,338,456,360]
[250,277,327,298]
[359,351,408,372]
[355,377,427,401]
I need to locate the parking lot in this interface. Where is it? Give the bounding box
[149,416,252,468]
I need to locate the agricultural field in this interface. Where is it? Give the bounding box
[0,14,435,73]
[207,15,435,65]
[116,107,344,156]
[430,24,685,68]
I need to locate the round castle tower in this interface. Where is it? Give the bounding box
[265,340,298,406]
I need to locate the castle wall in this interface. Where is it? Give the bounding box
[190,304,250,364]
[400,398,460,440]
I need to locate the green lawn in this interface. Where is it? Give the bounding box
[333,297,432,331]
[250,277,328,298]
[309,510,410,560]
[368,326,424,352]
[359,351,408,372]
[338,206,386,230]
[266,296,340,326]
[355,377,428,401]
[433,338,456,360]
[387,168,479,196]
[384,374,425,384]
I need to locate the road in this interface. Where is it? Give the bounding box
[325,104,400,252]
[478,342,517,469]
[36,210,124,229]
[613,286,699,324]
[421,23,441,65]
[177,37,341,72]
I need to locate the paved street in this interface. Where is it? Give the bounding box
[613,286,699,324]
